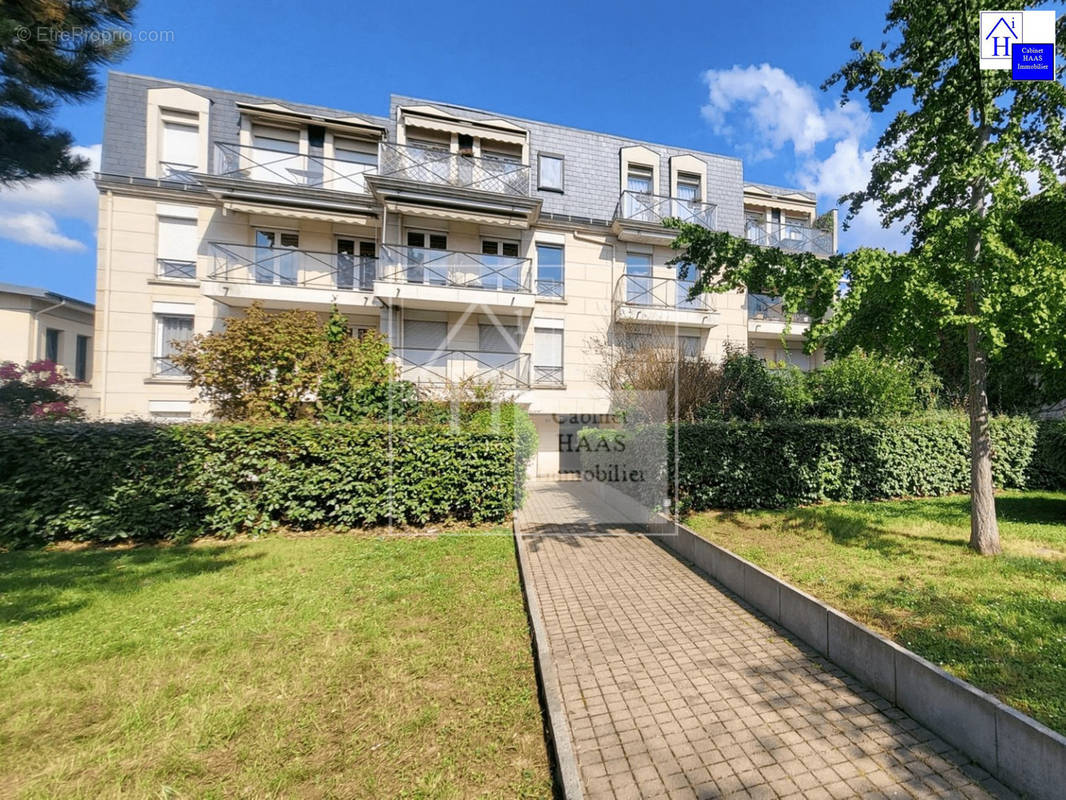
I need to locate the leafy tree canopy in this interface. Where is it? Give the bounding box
[0,0,136,183]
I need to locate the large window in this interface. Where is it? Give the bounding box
[159,109,200,180]
[154,314,193,377]
[157,215,198,279]
[405,231,448,285]
[481,239,522,291]
[624,251,653,304]
[536,243,564,299]
[533,325,563,386]
[44,328,60,363]
[249,124,301,184]
[332,136,377,193]
[254,230,300,285]
[336,239,376,291]
[75,335,89,382]
[538,153,564,191]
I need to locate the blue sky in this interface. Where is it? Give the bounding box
[0,0,1051,302]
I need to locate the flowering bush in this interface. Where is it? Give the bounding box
[0,360,84,421]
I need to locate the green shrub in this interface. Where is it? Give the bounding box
[580,414,1038,511]
[0,422,520,548]
[701,348,811,421]
[807,351,940,418]
[1030,420,1066,489]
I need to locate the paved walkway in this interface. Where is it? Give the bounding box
[518,481,1013,800]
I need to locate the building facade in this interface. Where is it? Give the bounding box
[0,282,95,381]
[92,72,834,472]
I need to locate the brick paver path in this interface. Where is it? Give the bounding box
[518,481,1013,800]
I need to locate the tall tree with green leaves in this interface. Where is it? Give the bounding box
[668,1,1066,554]
[0,0,136,184]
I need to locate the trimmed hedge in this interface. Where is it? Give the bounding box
[581,415,1047,511]
[0,422,518,547]
[1031,420,1066,489]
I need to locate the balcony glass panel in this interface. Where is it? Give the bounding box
[616,274,715,312]
[616,191,719,230]
[378,245,532,293]
[213,142,377,193]
[378,143,531,196]
[209,242,377,290]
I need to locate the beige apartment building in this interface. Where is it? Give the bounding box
[0,282,95,381]
[92,72,834,474]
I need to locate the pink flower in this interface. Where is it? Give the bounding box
[0,361,23,382]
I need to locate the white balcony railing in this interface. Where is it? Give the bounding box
[212,142,377,193]
[378,245,533,293]
[745,220,833,256]
[395,348,530,388]
[377,143,531,197]
[209,242,377,291]
[615,274,715,312]
[614,191,719,230]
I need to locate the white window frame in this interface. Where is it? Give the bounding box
[537,152,565,192]
[153,313,194,378]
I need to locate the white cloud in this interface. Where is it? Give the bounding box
[0,144,100,250]
[701,65,908,252]
[702,64,867,156]
[0,211,87,251]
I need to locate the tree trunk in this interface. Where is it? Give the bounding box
[967,311,1001,555]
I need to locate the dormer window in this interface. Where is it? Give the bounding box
[677,172,701,202]
[159,109,201,181]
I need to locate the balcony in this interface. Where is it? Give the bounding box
[611,191,719,244]
[745,220,833,256]
[367,143,540,228]
[394,348,530,389]
[614,275,719,327]
[211,142,377,194]
[377,143,530,197]
[202,242,380,312]
[747,293,811,336]
[375,245,535,311]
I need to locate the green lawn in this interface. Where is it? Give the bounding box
[686,490,1066,736]
[0,532,552,799]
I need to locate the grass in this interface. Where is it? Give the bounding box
[686,490,1066,736]
[0,530,552,799]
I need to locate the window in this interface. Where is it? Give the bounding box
[336,239,376,291]
[159,110,200,180]
[249,124,301,184]
[481,239,522,291]
[254,230,299,285]
[402,320,447,368]
[75,335,89,382]
[332,136,377,193]
[44,328,60,363]
[533,326,563,386]
[678,335,701,359]
[745,212,765,244]
[157,215,198,279]
[536,243,564,299]
[538,153,564,191]
[676,172,701,202]
[625,252,653,304]
[405,231,448,284]
[154,314,193,377]
[627,164,653,194]
[624,164,655,219]
[479,324,520,353]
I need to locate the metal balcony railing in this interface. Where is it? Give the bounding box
[377,143,531,197]
[745,220,833,256]
[615,274,716,312]
[536,277,565,299]
[208,242,378,291]
[159,162,199,184]
[394,348,530,388]
[157,258,197,280]
[748,293,811,323]
[212,142,377,193]
[533,365,564,386]
[378,245,533,293]
[152,356,185,378]
[614,191,719,230]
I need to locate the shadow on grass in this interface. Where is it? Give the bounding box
[996,494,1066,526]
[0,544,260,625]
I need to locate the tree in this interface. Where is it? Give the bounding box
[0,0,135,184]
[669,1,1066,554]
[0,360,84,420]
[172,304,395,421]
